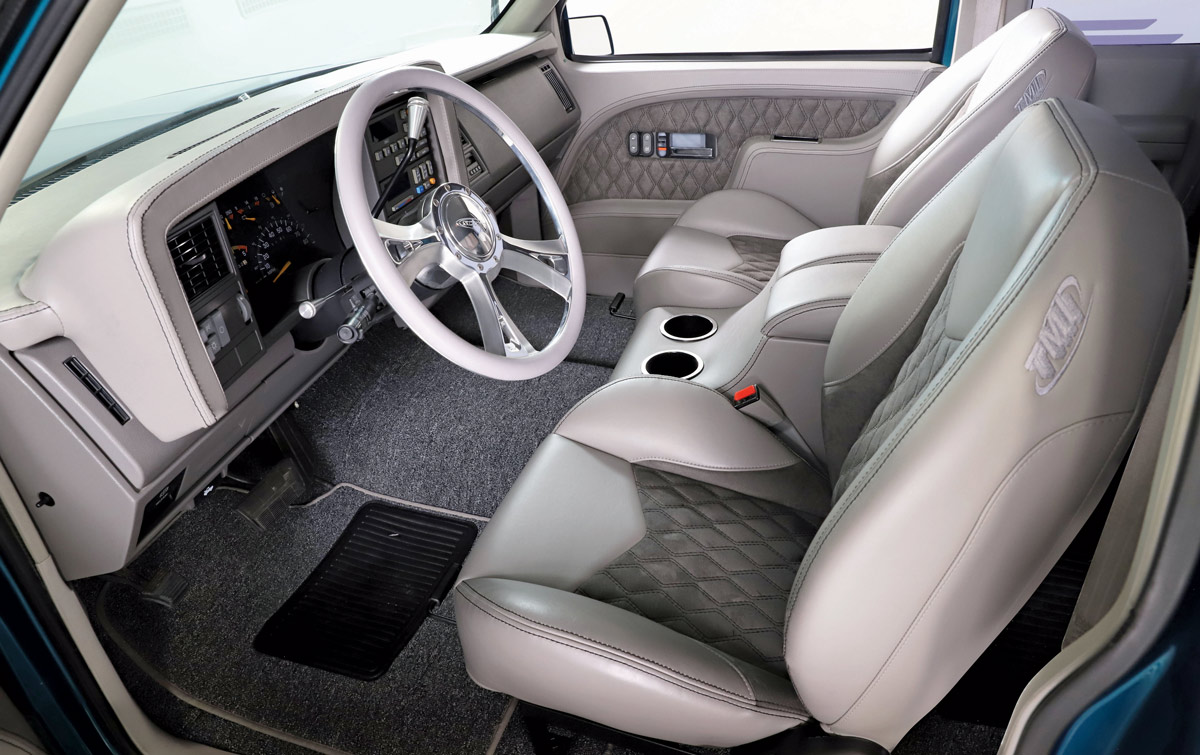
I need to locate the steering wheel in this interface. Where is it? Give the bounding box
[334,67,586,380]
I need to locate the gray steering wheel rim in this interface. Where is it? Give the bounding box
[334,66,586,380]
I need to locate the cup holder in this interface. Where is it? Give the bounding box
[660,313,717,342]
[642,350,704,380]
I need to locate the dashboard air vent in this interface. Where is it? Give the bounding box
[168,216,229,302]
[540,63,576,113]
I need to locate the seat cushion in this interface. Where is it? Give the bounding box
[457,577,809,747]
[456,376,829,745]
[578,467,823,676]
[633,190,818,316]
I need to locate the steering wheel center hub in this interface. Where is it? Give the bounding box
[431,184,501,266]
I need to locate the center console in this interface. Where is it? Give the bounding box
[613,224,901,463]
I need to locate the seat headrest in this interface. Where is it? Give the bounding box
[860,7,1096,226]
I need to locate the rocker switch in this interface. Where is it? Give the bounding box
[627,132,640,156]
[640,132,653,157]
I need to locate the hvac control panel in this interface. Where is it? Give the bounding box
[626,131,716,159]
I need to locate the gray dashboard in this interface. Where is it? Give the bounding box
[0,32,579,580]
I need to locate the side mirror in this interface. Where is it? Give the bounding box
[566,14,615,56]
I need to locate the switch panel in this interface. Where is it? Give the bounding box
[626,132,717,160]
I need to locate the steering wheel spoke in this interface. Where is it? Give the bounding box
[461,272,537,357]
[500,235,572,300]
[336,66,585,380]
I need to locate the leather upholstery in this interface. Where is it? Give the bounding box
[563,97,896,204]
[456,99,1185,749]
[632,191,819,317]
[789,99,1185,746]
[631,8,1095,316]
[578,466,825,676]
[457,377,824,744]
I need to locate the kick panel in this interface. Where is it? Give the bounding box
[563,97,895,203]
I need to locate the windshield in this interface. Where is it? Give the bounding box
[24,0,511,182]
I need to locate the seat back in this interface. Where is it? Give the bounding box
[788,99,1187,748]
[859,8,1094,226]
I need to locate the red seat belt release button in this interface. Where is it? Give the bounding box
[733,384,759,407]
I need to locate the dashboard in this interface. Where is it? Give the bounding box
[166,97,475,386]
[0,38,581,581]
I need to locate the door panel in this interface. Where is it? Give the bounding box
[563,95,897,203]
[546,50,942,295]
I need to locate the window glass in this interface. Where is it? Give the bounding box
[563,0,944,57]
[24,0,512,182]
[1032,0,1200,45]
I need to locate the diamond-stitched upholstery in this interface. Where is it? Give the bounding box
[563,97,895,204]
[577,467,825,675]
[833,265,962,501]
[727,236,788,283]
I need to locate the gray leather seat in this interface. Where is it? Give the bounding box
[455,99,1187,750]
[632,8,1095,317]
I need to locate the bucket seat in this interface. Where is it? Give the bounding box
[631,8,1095,317]
[454,98,1186,750]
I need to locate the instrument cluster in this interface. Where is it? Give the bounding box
[214,133,345,335]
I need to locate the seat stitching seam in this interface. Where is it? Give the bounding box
[790,104,1096,642]
[870,82,979,177]
[553,377,802,463]
[698,643,757,702]
[867,19,1067,222]
[788,251,883,272]
[458,583,803,715]
[643,266,764,294]
[629,456,797,472]
[1097,169,1176,198]
[835,414,1128,724]
[828,241,964,386]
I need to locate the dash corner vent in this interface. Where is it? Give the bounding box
[168,216,229,302]
[540,63,576,114]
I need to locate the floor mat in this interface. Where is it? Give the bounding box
[88,487,510,755]
[255,502,477,680]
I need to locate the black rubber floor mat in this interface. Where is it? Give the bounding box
[253,502,477,680]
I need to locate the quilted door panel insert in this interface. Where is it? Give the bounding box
[563,96,896,203]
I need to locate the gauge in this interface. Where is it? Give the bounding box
[254,217,311,253]
[231,244,278,285]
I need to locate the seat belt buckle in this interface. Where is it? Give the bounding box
[732,383,824,474]
[733,383,784,425]
[733,384,760,409]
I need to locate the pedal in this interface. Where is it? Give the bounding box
[268,412,318,486]
[236,457,305,531]
[608,292,636,320]
[104,567,190,609]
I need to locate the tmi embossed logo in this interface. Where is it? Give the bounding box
[1014,70,1048,113]
[455,218,482,232]
[1025,275,1090,396]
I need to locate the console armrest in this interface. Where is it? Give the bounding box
[776,224,901,277]
[764,226,900,341]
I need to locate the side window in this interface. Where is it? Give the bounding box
[1032,1,1200,45]
[561,0,948,59]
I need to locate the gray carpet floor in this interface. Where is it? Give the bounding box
[79,279,1001,755]
[92,487,508,755]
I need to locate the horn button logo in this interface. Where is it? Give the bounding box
[437,188,498,263]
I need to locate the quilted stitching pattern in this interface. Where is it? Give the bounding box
[564,97,895,203]
[578,467,824,675]
[728,236,788,283]
[834,267,962,501]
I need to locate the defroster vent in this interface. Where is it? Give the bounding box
[540,63,575,113]
[168,216,229,302]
